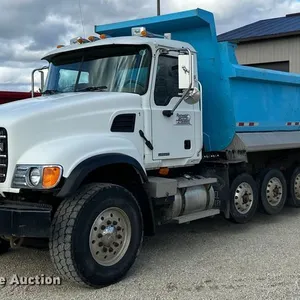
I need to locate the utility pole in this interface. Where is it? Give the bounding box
[157,0,160,16]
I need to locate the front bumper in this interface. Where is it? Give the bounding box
[0,200,52,238]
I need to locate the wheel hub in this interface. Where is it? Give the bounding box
[89,207,131,266]
[102,225,117,247]
[234,182,254,214]
[266,177,282,206]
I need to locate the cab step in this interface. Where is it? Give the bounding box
[172,209,220,224]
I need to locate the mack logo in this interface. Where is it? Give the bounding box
[0,143,3,152]
[176,113,191,125]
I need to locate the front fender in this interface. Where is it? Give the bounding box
[16,134,145,178]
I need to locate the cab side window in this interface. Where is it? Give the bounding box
[154,55,180,106]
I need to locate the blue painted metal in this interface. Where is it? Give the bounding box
[95,9,300,152]
[218,14,300,42]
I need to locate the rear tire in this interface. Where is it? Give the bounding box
[229,173,258,224]
[258,169,287,215]
[288,166,300,207]
[49,183,143,288]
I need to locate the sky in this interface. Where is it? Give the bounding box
[1,0,300,92]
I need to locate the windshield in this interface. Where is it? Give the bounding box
[44,45,152,95]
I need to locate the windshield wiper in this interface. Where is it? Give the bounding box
[77,86,108,92]
[42,89,60,95]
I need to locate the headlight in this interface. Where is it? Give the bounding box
[12,165,63,189]
[29,168,41,186]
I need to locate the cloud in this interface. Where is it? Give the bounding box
[1,0,300,91]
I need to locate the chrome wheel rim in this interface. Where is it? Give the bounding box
[234,182,254,214]
[89,207,131,266]
[294,174,300,201]
[266,177,283,206]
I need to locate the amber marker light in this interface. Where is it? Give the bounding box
[159,167,169,176]
[42,166,62,189]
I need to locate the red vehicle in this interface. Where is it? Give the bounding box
[0,91,41,105]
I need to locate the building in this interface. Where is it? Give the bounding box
[218,13,300,73]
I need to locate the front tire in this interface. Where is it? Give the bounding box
[49,183,143,288]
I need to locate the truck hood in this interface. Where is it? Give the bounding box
[0,92,141,126]
[0,91,144,192]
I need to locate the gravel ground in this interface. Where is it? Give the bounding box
[1,207,300,300]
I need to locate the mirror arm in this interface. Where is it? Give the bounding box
[162,82,192,117]
[162,48,193,117]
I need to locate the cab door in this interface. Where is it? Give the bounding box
[150,53,196,160]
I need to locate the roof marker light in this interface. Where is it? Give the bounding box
[99,34,112,39]
[132,27,148,37]
[70,37,90,45]
[88,36,100,42]
[131,27,171,39]
[56,45,65,48]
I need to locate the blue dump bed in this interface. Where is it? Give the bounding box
[95,9,300,152]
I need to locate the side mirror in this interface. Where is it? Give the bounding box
[178,54,200,105]
[31,66,49,98]
[178,54,192,89]
[163,49,200,117]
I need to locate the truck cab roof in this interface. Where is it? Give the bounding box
[42,36,195,61]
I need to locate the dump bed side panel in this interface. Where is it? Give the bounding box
[231,67,300,132]
[218,42,300,133]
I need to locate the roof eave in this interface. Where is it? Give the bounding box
[219,30,300,44]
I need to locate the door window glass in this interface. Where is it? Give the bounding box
[154,55,180,106]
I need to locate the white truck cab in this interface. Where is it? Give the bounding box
[0,35,202,192]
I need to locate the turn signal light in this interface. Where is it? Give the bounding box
[141,30,147,37]
[42,167,62,188]
[159,167,169,176]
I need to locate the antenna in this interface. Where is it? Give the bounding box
[157,0,160,16]
[78,0,85,36]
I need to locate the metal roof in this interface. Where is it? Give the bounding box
[218,13,300,43]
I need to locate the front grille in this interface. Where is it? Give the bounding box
[0,128,8,183]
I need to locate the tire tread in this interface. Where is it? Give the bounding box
[49,183,131,286]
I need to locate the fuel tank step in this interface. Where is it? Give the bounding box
[172,209,220,224]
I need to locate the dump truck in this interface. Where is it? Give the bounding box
[0,8,300,287]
